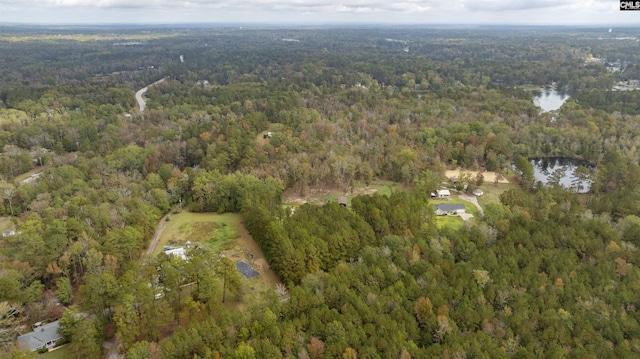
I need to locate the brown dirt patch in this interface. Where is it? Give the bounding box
[446,169,510,184]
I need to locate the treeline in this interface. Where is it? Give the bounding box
[572,89,640,115]
[244,192,432,284]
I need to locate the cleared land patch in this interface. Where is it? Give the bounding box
[153,211,281,298]
[283,180,402,206]
[0,217,15,234]
[445,169,509,184]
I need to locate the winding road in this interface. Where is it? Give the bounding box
[135,78,166,113]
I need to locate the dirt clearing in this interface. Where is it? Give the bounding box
[446,169,510,184]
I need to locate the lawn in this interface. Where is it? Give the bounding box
[153,212,242,256]
[435,215,466,231]
[477,181,518,207]
[40,345,70,359]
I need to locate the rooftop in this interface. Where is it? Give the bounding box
[17,320,62,351]
[435,204,466,211]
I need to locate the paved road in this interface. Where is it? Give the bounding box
[135,78,165,113]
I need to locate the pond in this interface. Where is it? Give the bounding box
[530,157,593,193]
[534,88,569,112]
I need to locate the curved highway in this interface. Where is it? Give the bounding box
[135,78,165,113]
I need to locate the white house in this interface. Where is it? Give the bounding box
[435,189,451,198]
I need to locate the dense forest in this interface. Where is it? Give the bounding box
[1,25,640,358]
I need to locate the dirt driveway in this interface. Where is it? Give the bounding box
[459,212,475,222]
[458,193,484,216]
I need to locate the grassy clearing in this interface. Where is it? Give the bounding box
[435,215,466,231]
[283,180,405,207]
[154,212,242,256]
[14,167,45,184]
[40,345,70,359]
[477,182,518,207]
[0,217,15,233]
[153,211,282,309]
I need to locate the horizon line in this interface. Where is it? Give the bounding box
[0,21,638,28]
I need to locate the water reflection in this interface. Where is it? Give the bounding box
[533,88,569,112]
[530,157,593,193]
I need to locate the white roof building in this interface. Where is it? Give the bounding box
[164,247,186,260]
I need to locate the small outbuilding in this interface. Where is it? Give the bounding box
[435,189,451,198]
[338,196,348,207]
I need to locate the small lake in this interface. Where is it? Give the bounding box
[534,88,569,112]
[530,157,593,193]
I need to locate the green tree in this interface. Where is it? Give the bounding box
[219,257,243,304]
[0,181,15,217]
[475,172,484,187]
[235,343,256,359]
[1,349,37,359]
[126,341,151,359]
[68,317,101,359]
[113,294,139,350]
[514,155,534,190]
[0,302,21,350]
[55,277,73,305]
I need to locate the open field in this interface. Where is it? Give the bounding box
[151,211,281,301]
[477,181,519,207]
[283,180,404,206]
[153,212,240,255]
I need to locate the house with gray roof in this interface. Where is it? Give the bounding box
[17,320,62,351]
[435,203,466,216]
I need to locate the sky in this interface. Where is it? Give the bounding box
[0,0,637,25]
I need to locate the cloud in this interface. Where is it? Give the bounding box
[461,0,612,12]
[7,0,437,12]
[0,0,629,24]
